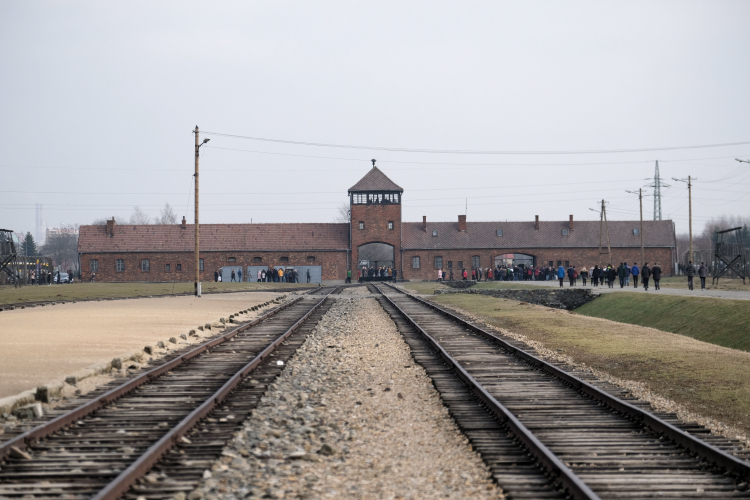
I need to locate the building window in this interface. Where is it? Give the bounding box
[557,260,562,267]
[228,257,236,263]
[472,256,480,269]
[166,264,171,272]
[633,228,640,235]
[253,256,262,263]
[548,261,553,268]
[90,259,98,273]
[141,259,150,272]
[307,256,316,262]
[432,230,438,237]
[562,228,569,236]
[496,229,503,237]
[199,258,204,271]
[280,256,289,262]
[388,221,394,230]
[352,193,366,204]
[447,261,453,269]
[458,261,463,269]
[177,264,182,271]
[565,260,570,268]
[434,256,443,269]
[116,259,125,272]
[359,221,364,230]
[412,256,420,269]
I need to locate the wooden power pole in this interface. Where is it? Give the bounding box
[672,175,696,265]
[639,188,644,265]
[194,126,200,297]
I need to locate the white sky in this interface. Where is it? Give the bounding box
[2,1,749,239]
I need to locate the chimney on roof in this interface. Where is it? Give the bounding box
[423,216,427,232]
[534,215,539,230]
[569,214,574,231]
[458,214,466,232]
[106,217,115,237]
[181,216,186,229]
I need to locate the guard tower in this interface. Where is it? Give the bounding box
[348,163,403,275]
[0,229,21,287]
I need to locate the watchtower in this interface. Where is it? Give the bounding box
[348,163,403,275]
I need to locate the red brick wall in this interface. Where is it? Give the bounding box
[80,251,348,282]
[350,202,401,273]
[401,247,674,280]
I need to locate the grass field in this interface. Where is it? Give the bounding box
[575,293,750,352]
[0,282,316,305]
[432,293,750,436]
[656,276,750,292]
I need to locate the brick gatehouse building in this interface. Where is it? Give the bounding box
[77,167,677,283]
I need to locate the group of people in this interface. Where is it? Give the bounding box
[684,261,709,290]
[359,266,397,280]
[29,269,72,285]
[212,267,312,283]
[559,262,663,290]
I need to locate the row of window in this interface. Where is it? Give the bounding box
[358,221,394,230]
[91,256,317,273]
[352,193,400,204]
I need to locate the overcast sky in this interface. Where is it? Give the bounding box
[2,1,749,241]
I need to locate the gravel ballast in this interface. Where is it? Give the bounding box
[190,297,503,499]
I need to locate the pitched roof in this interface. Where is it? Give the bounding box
[78,223,350,253]
[403,220,675,249]
[348,166,403,193]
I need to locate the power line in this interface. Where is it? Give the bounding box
[202,130,750,155]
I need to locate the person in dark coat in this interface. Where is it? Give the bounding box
[641,262,651,291]
[685,261,696,290]
[617,263,626,288]
[214,270,219,282]
[606,265,617,288]
[651,262,662,290]
[567,265,575,287]
[231,269,236,282]
[307,269,311,283]
[591,265,599,286]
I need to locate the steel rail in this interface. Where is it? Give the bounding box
[91,291,333,500]
[383,283,750,480]
[0,294,304,460]
[379,290,601,500]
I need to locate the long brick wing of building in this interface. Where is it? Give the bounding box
[78,166,677,282]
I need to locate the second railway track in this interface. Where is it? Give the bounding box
[372,283,750,499]
[0,287,340,500]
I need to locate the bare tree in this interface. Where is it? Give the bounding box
[157,203,177,224]
[40,229,79,274]
[333,202,350,223]
[129,206,153,225]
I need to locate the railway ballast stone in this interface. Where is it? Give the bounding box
[189,298,502,500]
[434,287,596,309]
[442,279,477,289]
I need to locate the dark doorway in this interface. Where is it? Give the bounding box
[358,242,395,269]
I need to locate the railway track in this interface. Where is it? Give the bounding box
[0,286,340,499]
[372,283,750,499]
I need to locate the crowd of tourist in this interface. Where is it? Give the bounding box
[359,266,397,281]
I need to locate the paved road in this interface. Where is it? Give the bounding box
[483,278,750,301]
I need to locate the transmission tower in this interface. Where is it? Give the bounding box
[647,161,669,220]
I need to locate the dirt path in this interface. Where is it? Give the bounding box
[0,293,279,399]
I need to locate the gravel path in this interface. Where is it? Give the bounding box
[189,297,503,500]
[339,286,371,295]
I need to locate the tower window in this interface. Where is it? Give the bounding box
[388,221,394,230]
[359,221,365,230]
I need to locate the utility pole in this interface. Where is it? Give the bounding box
[590,200,612,265]
[603,199,612,264]
[627,189,645,265]
[194,127,210,297]
[673,175,696,265]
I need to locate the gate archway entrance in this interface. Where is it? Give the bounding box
[357,242,395,269]
[495,253,535,269]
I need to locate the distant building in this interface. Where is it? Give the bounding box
[78,167,677,282]
[46,227,79,241]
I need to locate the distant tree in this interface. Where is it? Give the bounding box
[20,232,38,256]
[129,206,153,225]
[333,202,350,223]
[157,203,177,224]
[40,231,79,273]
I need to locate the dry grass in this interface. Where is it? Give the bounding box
[432,293,750,436]
[657,276,750,292]
[0,281,315,305]
[403,282,448,295]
